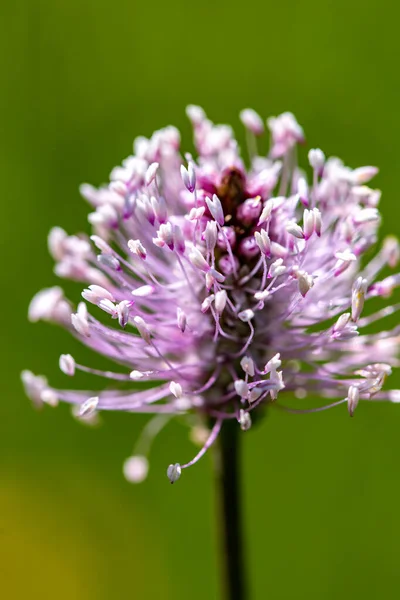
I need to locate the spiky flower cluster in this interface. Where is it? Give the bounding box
[22,106,400,483]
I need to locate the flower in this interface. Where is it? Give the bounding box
[22,106,400,483]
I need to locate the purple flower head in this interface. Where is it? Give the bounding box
[22,106,400,483]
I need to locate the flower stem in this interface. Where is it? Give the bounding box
[215,420,247,600]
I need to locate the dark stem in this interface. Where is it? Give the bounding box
[215,420,247,600]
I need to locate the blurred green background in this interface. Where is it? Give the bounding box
[2,1,400,598]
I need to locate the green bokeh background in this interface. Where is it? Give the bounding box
[2,1,400,598]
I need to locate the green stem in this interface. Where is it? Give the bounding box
[215,420,247,600]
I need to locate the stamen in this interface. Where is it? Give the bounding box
[180,419,223,471]
[277,398,348,414]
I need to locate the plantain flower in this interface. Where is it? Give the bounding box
[22,106,400,482]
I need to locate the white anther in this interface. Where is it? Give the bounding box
[117,300,132,328]
[296,270,314,297]
[180,162,196,193]
[28,286,69,324]
[286,221,304,239]
[59,354,75,376]
[268,258,287,278]
[308,148,325,170]
[347,386,360,417]
[351,277,368,321]
[131,285,154,297]
[98,299,117,318]
[186,206,205,222]
[97,253,120,270]
[88,204,118,228]
[335,249,357,263]
[353,208,380,225]
[21,370,48,409]
[258,199,274,225]
[129,370,153,380]
[313,208,322,236]
[383,236,400,268]
[71,302,90,337]
[82,284,115,305]
[151,195,168,224]
[189,247,210,271]
[167,463,182,483]
[205,271,214,290]
[205,221,218,252]
[356,363,392,379]
[214,290,227,315]
[170,382,183,398]
[40,389,59,407]
[91,235,113,254]
[254,230,271,256]
[374,275,400,297]
[145,162,159,186]
[234,380,249,399]
[177,307,187,332]
[249,387,262,403]
[186,104,206,125]
[180,165,190,190]
[254,289,270,302]
[154,222,174,249]
[239,409,252,431]
[239,108,264,135]
[264,353,282,373]
[128,239,147,259]
[270,241,289,258]
[334,249,358,275]
[303,209,315,239]
[351,166,378,185]
[209,267,225,283]
[109,180,127,195]
[333,313,351,333]
[79,396,99,417]
[133,316,151,344]
[240,356,255,377]
[206,194,225,226]
[389,390,400,404]
[238,309,254,322]
[48,227,68,260]
[123,455,149,483]
[270,370,285,400]
[201,295,215,313]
